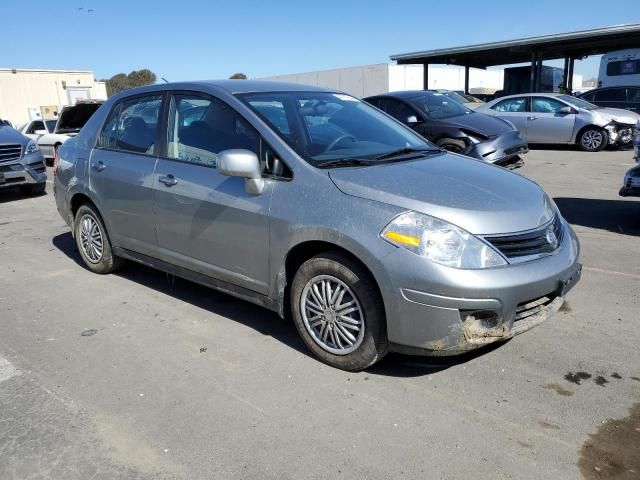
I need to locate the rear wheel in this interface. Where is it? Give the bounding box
[290,252,387,371]
[74,204,122,274]
[436,138,467,154]
[19,183,46,196]
[578,127,608,152]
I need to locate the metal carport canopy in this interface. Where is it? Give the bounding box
[390,24,640,68]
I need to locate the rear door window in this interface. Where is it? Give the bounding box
[594,89,626,102]
[384,99,417,123]
[27,121,45,134]
[97,95,162,155]
[492,97,527,112]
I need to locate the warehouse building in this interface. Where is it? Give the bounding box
[0,68,107,127]
[261,63,505,98]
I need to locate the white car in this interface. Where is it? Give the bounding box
[35,101,103,161]
[19,118,58,141]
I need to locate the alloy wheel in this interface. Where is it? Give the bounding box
[79,214,104,263]
[300,275,365,355]
[581,130,604,150]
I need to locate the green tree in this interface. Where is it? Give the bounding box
[229,73,247,80]
[103,69,157,96]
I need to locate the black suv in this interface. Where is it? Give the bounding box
[579,86,640,114]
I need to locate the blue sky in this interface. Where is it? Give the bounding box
[2,0,638,81]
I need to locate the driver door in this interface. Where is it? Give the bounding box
[526,97,576,143]
[153,92,273,294]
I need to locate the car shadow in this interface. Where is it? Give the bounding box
[554,197,640,236]
[51,231,503,376]
[0,187,47,204]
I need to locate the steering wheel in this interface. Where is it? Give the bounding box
[325,134,356,153]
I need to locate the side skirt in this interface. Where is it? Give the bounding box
[113,247,280,313]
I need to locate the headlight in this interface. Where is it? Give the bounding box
[381,211,507,269]
[25,140,40,154]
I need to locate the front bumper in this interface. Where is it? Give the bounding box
[383,219,581,355]
[619,164,640,197]
[0,152,47,188]
[465,130,528,169]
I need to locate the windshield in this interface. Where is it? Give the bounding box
[441,91,470,104]
[559,95,598,111]
[410,92,473,119]
[45,120,57,132]
[239,91,432,165]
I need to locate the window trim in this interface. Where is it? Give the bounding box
[94,92,167,158]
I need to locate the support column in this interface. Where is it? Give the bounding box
[563,57,570,90]
[530,52,537,92]
[567,58,575,93]
[464,66,470,95]
[423,63,429,90]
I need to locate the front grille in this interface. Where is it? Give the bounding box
[484,215,563,260]
[504,145,526,156]
[515,295,555,322]
[0,144,22,164]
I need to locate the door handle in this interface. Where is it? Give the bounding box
[159,174,178,187]
[92,160,106,172]
[527,116,538,121]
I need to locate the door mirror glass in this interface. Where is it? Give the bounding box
[218,149,264,194]
[406,115,420,124]
[34,129,47,135]
[559,106,574,114]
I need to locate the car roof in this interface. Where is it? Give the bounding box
[111,80,338,101]
[365,90,447,100]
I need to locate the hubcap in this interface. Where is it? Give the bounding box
[300,275,365,355]
[582,130,603,150]
[79,214,104,264]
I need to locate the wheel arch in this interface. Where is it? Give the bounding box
[280,240,387,322]
[574,124,605,145]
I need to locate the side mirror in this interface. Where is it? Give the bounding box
[218,149,264,195]
[34,129,47,135]
[559,106,574,115]
[406,115,420,125]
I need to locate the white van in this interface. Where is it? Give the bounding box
[599,49,640,87]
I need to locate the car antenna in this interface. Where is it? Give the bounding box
[161,77,169,84]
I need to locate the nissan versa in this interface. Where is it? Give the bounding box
[53,81,582,371]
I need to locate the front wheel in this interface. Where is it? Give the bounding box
[290,252,388,371]
[436,138,467,154]
[74,204,122,274]
[578,127,608,152]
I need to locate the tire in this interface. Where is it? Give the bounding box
[578,127,608,152]
[74,204,122,274]
[19,183,46,196]
[436,138,467,153]
[290,252,388,371]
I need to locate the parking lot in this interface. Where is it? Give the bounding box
[1,148,639,479]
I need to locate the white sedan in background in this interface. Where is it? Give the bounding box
[19,118,58,141]
[24,101,103,162]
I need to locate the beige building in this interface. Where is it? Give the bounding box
[0,68,107,127]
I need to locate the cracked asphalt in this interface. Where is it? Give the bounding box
[1,148,639,479]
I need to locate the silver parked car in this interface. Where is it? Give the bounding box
[54,81,581,371]
[0,122,47,195]
[476,93,640,152]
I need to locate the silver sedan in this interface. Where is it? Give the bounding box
[476,93,640,152]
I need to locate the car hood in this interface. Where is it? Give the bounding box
[592,107,640,125]
[328,152,552,235]
[0,126,29,145]
[441,112,514,137]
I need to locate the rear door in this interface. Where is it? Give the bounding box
[526,97,576,144]
[90,93,163,256]
[488,97,528,140]
[152,92,272,294]
[625,88,640,113]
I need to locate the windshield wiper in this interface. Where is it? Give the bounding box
[375,147,440,161]
[316,158,378,169]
